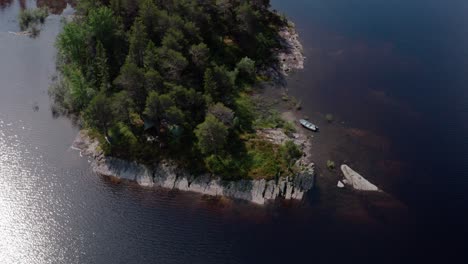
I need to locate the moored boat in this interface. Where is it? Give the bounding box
[299,119,319,132]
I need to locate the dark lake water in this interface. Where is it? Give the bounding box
[0,0,467,263]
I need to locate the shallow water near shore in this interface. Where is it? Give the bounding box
[1,0,467,263]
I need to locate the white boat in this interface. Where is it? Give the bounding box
[299,119,318,131]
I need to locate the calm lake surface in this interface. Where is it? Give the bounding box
[1,0,467,263]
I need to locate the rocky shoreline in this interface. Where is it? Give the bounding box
[73,130,314,205]
[261,23,305,86]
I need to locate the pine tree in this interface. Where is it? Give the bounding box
[95,41,110,92]
[203,68,217,100]
[195,114,228,156]
[126,18,148,67]
[139,0,160,40]
[143,41,158,70]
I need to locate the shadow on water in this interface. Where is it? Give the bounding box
[0,0,76,14]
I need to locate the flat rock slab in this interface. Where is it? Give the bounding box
[341,165,379,191]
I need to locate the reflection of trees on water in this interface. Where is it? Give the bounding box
[0,0,23,10]
[0,0,76,14]
[0,0,11,10]
[37,0,76,14]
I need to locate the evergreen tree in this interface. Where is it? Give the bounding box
[195,114,228,156]
[203,65,237,105]
[154,47,188,82]
[235,3,258,35]
[144,69,163,93]
[84,92,113,135]
[114,62,146,110]
[235,57,256,85]
[86,6,120,49]
[126,18,148,67]
[111,91,134,124]
[144,91,161,124]
[139,0,160,40]
[95,41,110,92]
[189,43,209,70]
[161,28,186,52]
[143,41,158,70]
[203,68,217,99]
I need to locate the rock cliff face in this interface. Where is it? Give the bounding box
[73,131,315,205]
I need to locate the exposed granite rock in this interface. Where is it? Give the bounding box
[278,23,304,75]
[73,130,315,205]
[340,165,379,191]
[337,181,345,188]
[260,23,305,86]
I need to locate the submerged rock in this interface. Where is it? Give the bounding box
[73,130,315,205]
[340,165,379,191]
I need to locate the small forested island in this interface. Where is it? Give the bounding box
[51,0,314,204]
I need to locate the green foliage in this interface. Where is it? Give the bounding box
[84,92,113,134]
[325,113,334,123]
[111,91,134,123]
[195,114,228,155]
[108,122,139,157]
[189,43,210,70]
[114,62,146,109]
[144,69,163,92]
[327,160,336,170]
[143,41,158,70]
[254,109,284,129]
[162,28,186,51]
[246,139,282,179]
[234,93,255,131]
[208,103,235,128]
[203,65,237,105]
[143,91,162,124]
[236,57,256,85]
[154,47,188,81]
[52,0,291,180]
[95,41,110,91]
[282,121,297,135]
[243,138,302,179]
[19,8,48,31]
[56,22,88,67]
[87,7,120,47]
[205,155,226,175]
[62,64,95,111]
[126,18,148,67]
[138,0,160,39]
[280,140,302,169]
[144,90,187,127]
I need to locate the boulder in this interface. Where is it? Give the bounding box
[340,165,379,191]
[337,181,345,188]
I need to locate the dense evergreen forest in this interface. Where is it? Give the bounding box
[50,0,302,180]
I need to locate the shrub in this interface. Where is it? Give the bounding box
[325,114,334,123]
[19,8,48,31]
[280,140,302,169]
[326,160,336,170]
[282,121,296,135]
[247,139,283,180]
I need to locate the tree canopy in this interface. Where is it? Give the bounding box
[51,0,298,180]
